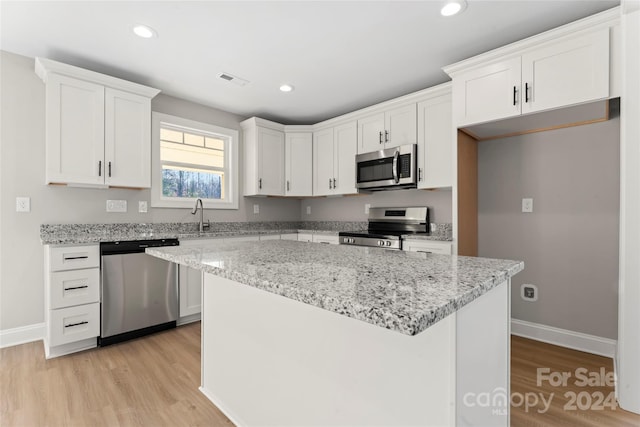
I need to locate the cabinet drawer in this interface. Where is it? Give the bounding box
[298,233,313,243]
[259,234,281,241]
[403,241,452,255]
[49,303,100,347]
[50,245,99,271]
[312,235,339,245]
[50,268,100,309]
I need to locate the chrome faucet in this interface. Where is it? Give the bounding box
[191,198,210,233]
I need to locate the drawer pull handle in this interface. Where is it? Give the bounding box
[65,321,89,328]
[417,250,433,254]
[63,255,88,261]
[64,285,89,291]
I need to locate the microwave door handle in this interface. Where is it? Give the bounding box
[392,150,400,183]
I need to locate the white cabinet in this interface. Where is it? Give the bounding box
[450,29,609,126]
[312,234,339,245]
[298,233,313,243]
[44,244,101,358]
[403,240,452,255]
[242,118,286,196]
[285,132,313,196]
[357,104,417,153]
[417,91,453,189]
[280,233,299,241]
[36,58,159,188]
[313,121,358,196]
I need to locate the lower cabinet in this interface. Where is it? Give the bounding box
[403,240,452,255]
[44,244,101,359]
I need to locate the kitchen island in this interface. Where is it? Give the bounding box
[147,240,523,426]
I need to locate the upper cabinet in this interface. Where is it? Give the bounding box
[35,58,160,188]
[242,118,285,196]
[357,103,417,153]
[417,87,453,189]
[447,28,610,127]
[313,121,358,196]
[285,132,313,196]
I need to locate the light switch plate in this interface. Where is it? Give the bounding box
[107,200,127,213]
[365,204,371,214]
[138,201,148,213]
[306,206,311,215]
[253,204,259,214]
[16,197,31,212]
[522,198,533,213]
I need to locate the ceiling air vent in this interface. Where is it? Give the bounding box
[217,72,249,87]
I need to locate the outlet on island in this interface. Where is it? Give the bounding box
[521,284,538,301]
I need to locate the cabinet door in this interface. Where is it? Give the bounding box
[179,266,202,318]
[285,132,313,196]
[257,127,285,195]
[313,128,335,196]
[333,121,358,195]
[357,113,385,154]
[104,88,151,188]
[417,95,453,189]
[522,29,609,114]
[45,74,104,185]
[452,57,521,127]
[385,103,417,148]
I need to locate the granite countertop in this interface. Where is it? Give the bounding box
[40,221,453,245]
[146,240,523,336]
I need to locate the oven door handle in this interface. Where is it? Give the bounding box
[392,150,400,183]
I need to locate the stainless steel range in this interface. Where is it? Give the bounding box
[339,206,430,250]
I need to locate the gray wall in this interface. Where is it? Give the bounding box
[478,119,620,339]
[0,51,300,331]
[301,189,452,223]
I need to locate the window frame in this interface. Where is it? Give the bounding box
[151,112,239,209]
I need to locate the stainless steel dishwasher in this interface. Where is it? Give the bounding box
[99,239,179,346]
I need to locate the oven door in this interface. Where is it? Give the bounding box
[356,144,417,190]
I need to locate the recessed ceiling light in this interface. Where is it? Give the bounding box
[441,0,467,17]
[133,24,157,39]
[279,84,294,93]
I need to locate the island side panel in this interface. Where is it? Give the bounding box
[456,279,510,426]
[201,273,456,427]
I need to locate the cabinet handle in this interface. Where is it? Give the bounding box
[63,255,88,261]
[513,86,517,106]
[108,161,112,177]
[379,131,383,144]
[98,161,102,177]
[385,130,389,142]
[65,321,89,328]
[333,178,336,189]
[416,250,433,254]
[525,82,529,103]
[259,178,262,189]
[329,179,332,189]
[418,167,423,182]
[287,181,290,191]
[64,285,89,291]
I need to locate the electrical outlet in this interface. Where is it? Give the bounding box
[306,206,311,215]
[16,197,31,212]
[521,284,538,302]
[365,204,371,214]
[522,198,533,213]
[106,200,127,213]
[253,204,260,214]
[138,201,148,213]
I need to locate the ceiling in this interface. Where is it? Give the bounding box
[1,1,619,125]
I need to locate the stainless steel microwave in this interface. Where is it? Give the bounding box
[355,144,417,191]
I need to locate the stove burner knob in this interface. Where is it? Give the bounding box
[385,241,392,246]
[377,240,384,246]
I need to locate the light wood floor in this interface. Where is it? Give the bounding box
[2,324,639,426]
[511,335,640,426]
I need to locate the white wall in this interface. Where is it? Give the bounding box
[300,189,452,223]
[478,118,620,340]
[0,50,300,331]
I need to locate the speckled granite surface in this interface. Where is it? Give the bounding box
[147,240,523,336]
[40,221,452,244]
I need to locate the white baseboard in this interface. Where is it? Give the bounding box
[0,323,44,349]
[511,319,617,358]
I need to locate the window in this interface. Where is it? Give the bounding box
[151,112,239,209]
